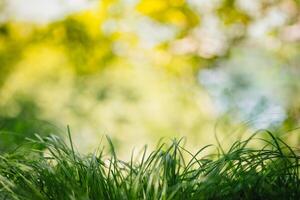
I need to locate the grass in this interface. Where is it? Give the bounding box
[0,128,299,200]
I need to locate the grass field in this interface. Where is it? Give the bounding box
[0,128,299,200]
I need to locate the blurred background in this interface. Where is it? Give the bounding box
[0,0,300,156]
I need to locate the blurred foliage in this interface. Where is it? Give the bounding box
[0,0,300,154]
[137,0,199,29]
[0,98,59,152]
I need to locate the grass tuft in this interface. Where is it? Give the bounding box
[0,129,299,200]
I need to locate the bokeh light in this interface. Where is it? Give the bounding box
[0,0,300,157]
